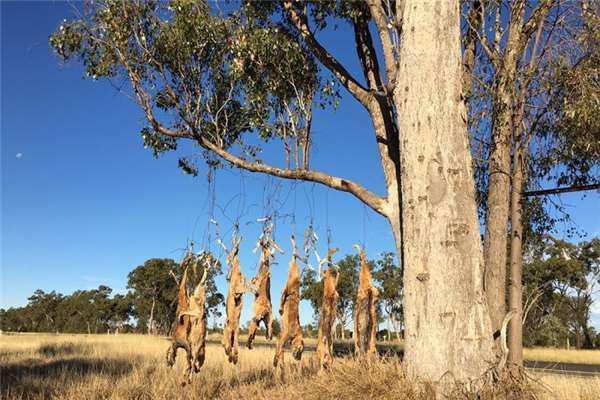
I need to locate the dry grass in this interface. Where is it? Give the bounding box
[0,333,598,399]
[534,374,600,400]
[524,347,600,365]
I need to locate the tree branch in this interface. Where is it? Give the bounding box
[353,16,384,91]
[352,12,401,223]
[463,0,482,100]
[150,123,389,216]
[465,2,498,65]
[521,0,554,39]
[283,1,373,107]
[395,0,405,38]
[113,6,388,218]
[366,0,398,90]
[196,135,389,217]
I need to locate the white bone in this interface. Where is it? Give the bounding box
[217,238,228,252]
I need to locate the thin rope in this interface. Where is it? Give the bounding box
[325,188,332,249]
[206,166,217,255]
[292,181,297,237]
[362,202,367,250]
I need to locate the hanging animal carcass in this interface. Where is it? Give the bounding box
[353,244,379,357]
[222,235,253,364]
[316,247,339,370]
[247,229,282,349]
[273,235,304,367]
[166,252,214,383]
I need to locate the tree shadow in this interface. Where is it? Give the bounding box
[200,366,282,398]
[37,342,91,357]
[1,357,134,399]
[330,342,404,359]
[198,357,321,398]
[209,338,404,359]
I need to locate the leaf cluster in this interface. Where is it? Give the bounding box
[49,0,336,174]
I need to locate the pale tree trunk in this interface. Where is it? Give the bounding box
[508,148,524,365]
[391,0,494,384]
[506,88,529,367]
[483,18,524,347]
[506,4,550,365]
[483,173,509,344]
[148,296,156,336]
[392,317,402,341]
[483,102,511,347]
[583,323,593,349]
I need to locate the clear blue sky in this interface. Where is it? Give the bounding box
[1,1,598,327]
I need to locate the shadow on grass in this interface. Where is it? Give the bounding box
[199,358,320,398]
[209,339,404,359]
[201,366,282,398]
[1,356,134,399]
[37,342,91,357]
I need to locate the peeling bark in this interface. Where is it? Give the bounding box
[392,0,495,384]
[508,148,524,366]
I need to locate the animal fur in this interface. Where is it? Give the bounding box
[353,245,379,356]
[166,254,210,383]
[316,247,339,370]
[273,236,304,367]
[247,245,275,349]
[222,238,250,364]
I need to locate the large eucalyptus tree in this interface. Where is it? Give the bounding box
[50,0,495,383]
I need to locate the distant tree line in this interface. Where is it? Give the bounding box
[523,237,600,349]
[1,285,129,335]
[0,258,223,335]
[2,239,599,349]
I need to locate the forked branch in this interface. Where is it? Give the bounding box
[366,0,398,88]
[283,1,373,107]
[127,75,388,217]
[109,10,389,220]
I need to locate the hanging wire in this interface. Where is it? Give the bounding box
[214,169,248,243]
[362,202,367,250]
[254,175,297,253]
[235,169,246,227]
[206,166,217,256]
[303,182,316,228]
[190,161,215,255]
[302,182,317,261]
[205,165,229,265]
[325,187,332,250]
[298,183,318,275]
[291,181,297,237]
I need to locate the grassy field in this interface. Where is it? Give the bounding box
[524,347,600,365]
[1,333,599,399]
